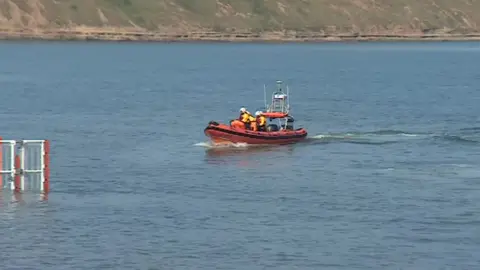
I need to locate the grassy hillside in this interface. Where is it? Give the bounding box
[1,0,480,40]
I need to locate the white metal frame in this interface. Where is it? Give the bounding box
[0,139,48,192]
[0,140,16,189]
[21,140,46,192]
[263,80,290,114]
[262,80,294,131]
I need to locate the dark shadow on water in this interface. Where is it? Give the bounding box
[205,143,295,158]
[204,143,296,167]
[0,191,51,225]
[0,191,48,208]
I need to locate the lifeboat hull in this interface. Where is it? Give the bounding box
[204,122,307,145]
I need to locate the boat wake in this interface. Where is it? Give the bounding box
[194,141,284,158]
[307,128,480,145]
[306,129,428,145]
[194,142,250,149]
[195,127,480,150]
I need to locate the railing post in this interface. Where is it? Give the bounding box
[43,140,50,193]
[14,154,21,192]
[9,141,15,190]
[0,136,3,188]
[20,141,25,191]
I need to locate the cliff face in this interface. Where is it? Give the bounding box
[1,0,480,36]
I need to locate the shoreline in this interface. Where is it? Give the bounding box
[1,28,480,43]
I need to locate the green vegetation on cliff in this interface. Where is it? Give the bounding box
[1,0,480,35]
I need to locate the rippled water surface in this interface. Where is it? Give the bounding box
[1,41,480,269]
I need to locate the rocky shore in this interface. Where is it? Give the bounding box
[2,27,480,43]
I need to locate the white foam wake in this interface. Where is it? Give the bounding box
[310,132,421,140]
[193,141,249,149]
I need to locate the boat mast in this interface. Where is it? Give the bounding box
[263,84,267,111]
[286,84,290,114]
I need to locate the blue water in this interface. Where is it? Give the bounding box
[1,41,480,269]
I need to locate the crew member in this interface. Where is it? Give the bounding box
[256,111,266,131]
[239,107,252,129]
[249,113,257,131]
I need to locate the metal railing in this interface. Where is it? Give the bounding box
[0,138,50,193]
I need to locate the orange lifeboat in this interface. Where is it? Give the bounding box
[204,80,308,145]
[204,120,307,145]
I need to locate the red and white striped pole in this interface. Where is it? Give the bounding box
[14,153,21,193]
[43,140,50,193]
[0,136,3,188]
